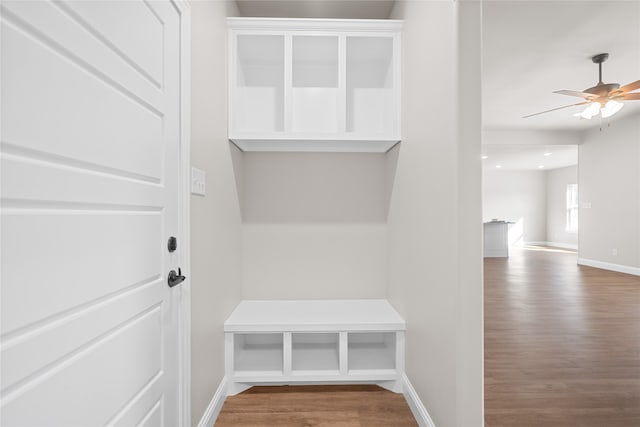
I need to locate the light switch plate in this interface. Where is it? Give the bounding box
[191,167,206,196]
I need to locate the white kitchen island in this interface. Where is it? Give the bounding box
[483,220,510,258]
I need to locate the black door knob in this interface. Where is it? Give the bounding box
[168,268,186,288]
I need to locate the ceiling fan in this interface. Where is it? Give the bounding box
[523,53,640,119]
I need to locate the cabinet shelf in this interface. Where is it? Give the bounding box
[228,18,402,152]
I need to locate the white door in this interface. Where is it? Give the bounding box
[1,1,184,425]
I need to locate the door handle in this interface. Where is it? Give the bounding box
[168,268,186,288]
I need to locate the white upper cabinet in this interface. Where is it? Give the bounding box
[228,18,402,153]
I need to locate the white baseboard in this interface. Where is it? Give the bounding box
[523,241,577,250]
[522,240,547,246]
[578,258,640,276]
[402,374,436,427]
[196,376,228,427]
[545,241,578,250]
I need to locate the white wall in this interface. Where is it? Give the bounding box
[242,153,387,222]
[242,223,387,298]
[241,152,388,299]
[483,169,547,244]
[190,1,242,424]
[578,113,640,272]
[546,165,578,248]
[387,1,483,426]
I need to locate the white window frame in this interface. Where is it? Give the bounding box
[566,183,578,233]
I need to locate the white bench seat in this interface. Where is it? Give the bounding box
[224,299,406,395]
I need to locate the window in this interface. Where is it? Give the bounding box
[566,184,578,233]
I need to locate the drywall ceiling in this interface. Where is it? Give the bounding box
[235,0,395,19]
[482,145,577,171]
[483,0,640,131]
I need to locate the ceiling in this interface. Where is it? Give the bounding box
[234,0,639,170]
[235,0,395,19]
[482,145,578,171]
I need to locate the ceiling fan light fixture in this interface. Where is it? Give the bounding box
[580,102,601,120]
[524,53,639,121]
[601,100,624,118]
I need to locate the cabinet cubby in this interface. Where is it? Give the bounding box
[291,35,339,134]
[234,34,284,133]
[346,36,394,136]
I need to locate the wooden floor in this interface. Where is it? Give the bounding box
[215,385,418,426]
[485,246,640,427]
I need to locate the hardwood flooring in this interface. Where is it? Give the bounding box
[215,385,418,426]
[484,246,640,427]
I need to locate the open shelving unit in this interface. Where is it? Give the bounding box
[228,18,402,152]
[224,300,405,395]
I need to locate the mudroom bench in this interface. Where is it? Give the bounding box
[224,299,406,396]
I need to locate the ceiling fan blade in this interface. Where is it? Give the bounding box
[553,90,597,99]
[614,79,640,94]
[621,93,640,100]
[523,101,590,118]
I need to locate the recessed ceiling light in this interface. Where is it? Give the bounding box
[543,152,552,156]
[538,165,545,169]
[481,155,488,160]
[496,165,502,169]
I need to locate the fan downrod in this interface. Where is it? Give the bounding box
[591,53,609,85]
